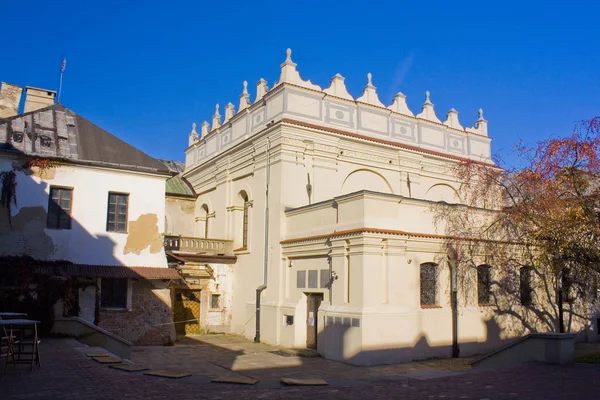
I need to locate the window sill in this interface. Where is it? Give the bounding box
[233,247,250,255]
[106,231,128,235]
[478,303,495,307]
[420,305,442,309]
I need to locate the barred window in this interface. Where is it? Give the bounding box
[420,262,438,306]
[101,278,128,309]
[520,266,533,306]
[107,192,128,233]
[47,187,72,229]
[477,265,492,305]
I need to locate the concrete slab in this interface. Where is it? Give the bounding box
[86,352,110,357]
[92,356,122,364]
[144,370,191,379]
[281,377,328,386]
[109,364,149,372]
[211,375,260,385]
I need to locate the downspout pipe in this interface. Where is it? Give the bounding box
[254,137,271,343]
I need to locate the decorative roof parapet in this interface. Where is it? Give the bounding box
[356,73,385,108]
[255,79,268,103]
[416,91,441,123]
[388,92,414,116]
[466,108,488,136]
[277,48,322,91]
[239,81,250,111]
[224,103,235,123]
[188,122,199,146]
[211,104,221,130]
[201,121,209,137]
[323,73,354,101]
[443,108,464,130]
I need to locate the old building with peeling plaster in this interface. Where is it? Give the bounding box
[0,84,179,345]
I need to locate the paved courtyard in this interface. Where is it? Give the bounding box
[1,336,599,399]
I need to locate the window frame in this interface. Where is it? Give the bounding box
[211,294,221,309]
[519,266,533,306]
[100,278,131,310]
[477,264,492,305]
[106,192,129,233]
[420,262,439,307]
[47,186,73,230]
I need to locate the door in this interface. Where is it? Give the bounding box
[173,289,201,335]
[306,293,324,349]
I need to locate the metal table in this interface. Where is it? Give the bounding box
[0,312,27,319]
[1,319,41,371]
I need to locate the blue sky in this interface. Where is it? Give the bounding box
[2,0,598,167]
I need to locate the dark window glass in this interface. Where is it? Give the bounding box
[477,265,492,304]
[47,187,72,229]
[520,266,533,306]
[101,278,128,308]
[420,263,438,306]
[211,294,220,309]
[107,193,129,232]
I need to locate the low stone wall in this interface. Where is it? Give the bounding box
[98,280,175,345]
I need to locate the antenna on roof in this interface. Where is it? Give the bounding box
[56,57,67,104]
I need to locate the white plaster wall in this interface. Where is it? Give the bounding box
[0,158,167,267]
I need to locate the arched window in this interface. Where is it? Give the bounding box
[201,204,209,238]
[420,262,438,306]
[477,265,492,305]
[520,266,533,306]
[240,191,250,249]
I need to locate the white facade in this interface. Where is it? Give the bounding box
[178,49,598,365]
[0,157,168,266]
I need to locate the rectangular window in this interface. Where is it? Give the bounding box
[107,192,129,233]
[320,269,330,288]
[520,266,533,306]
[100,278,128,309]
[47,187,72,229]
[308,270,318,288]
[477,265,492,305]
[296,270,306,288]
[211,294,221,309]
[420,263,438,306]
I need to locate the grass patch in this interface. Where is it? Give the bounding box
[575,352,600,364]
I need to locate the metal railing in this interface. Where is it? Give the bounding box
[164,235,233,255]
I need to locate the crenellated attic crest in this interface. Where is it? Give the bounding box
[186,49,491,166]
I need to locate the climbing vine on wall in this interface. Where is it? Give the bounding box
[0,157,54,227]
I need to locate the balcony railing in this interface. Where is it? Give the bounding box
[164,235,234,255]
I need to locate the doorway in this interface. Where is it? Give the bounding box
[173,289,201,335]
[306,293,324,349]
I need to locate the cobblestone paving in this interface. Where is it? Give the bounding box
[129,333,472,381]
[1,338,599,399]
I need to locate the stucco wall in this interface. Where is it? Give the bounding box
[0,157,168,267]
[165,196,195,236]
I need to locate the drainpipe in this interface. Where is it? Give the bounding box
[254,137,271,343]
[448,245,460,358]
